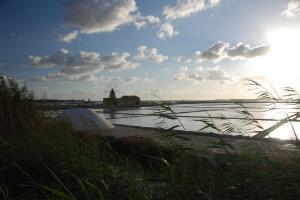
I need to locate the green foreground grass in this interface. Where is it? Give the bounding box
[1,119,300,200]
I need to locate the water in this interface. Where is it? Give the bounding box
[89,102,300,140]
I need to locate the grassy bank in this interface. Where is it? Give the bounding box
[1,76,300,199]
[1,119,300,199]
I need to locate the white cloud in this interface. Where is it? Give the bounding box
[206,67,232,81]
[174,65,188,80]
[187,72,204,81]
[77,74,99,82]
[28,49,138,82]
[209,0,221,7]
[32,73,121,83]
[146,15,161,24]
[281,0,300,18]
[28,49,69,68]
[175,56,183,63]
[174,56,192,64]
[174,65,232,83]
[102,52,139,71]
[163,0,221,21]
[124,76,140,83]
[157,23,179,39]
[59,31,78,43]
[174,65,204,82]
[132,14,161,29]
[195,41,229,62]
[226,43,270,59]
[77,74,121,82]
[98,76,121,82]
[135,46,168,62]
[63,0,159,34]
[124,76,154,84]
[195,65,204,72]
[64,0,136,33]
[179,65,188,72]
[131,12,160,29]
[194,41,270,63]
[28,49,137,72]
[174,72,187,80]
[65,51,102,71]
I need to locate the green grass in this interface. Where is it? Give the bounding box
[1,119,300,200]
[1,76,300,199]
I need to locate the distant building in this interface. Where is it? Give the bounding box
[103,89,140,107]
[103,89,117,107]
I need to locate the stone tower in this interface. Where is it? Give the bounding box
[109,88,116,99]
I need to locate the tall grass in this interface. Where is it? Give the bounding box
[0,75,36,135]
[154,80,300,145]
[245,79,300,141]
[1,77,300,199]
[2,126,300,199]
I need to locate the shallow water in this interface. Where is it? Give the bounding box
[90,102,300,140]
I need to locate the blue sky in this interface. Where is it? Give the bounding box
[1,0,300,100]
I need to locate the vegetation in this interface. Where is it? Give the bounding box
[0,76,36,135]
[1,76,300,199]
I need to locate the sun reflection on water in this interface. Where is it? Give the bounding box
[263,104,300,140]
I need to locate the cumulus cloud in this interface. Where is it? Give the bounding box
[163,0,221,21]
[226,43,270,59]
[195,41,229,62]
[63,0,160,34]
[174,65,232,83]
[28,49,138,82]
[102,52,138,71]
[146,15,161,24]
[28,49,69,68]
[131,13,161,29]
[77,74,120,82]
[59,31,78,43]
[174,65,204,81]
[124,76,154,84]
[32,73,121,83]
[157,23,179,39]
[206,67,231,81]
[28,49,137,72]
[124,77,139,83]
[135,46,168,62]
[174,56,192,64]
[187,72,204,81]
[194,41,270,63]
[281,0,300,18]
[66,51,102,70]
[174,65,188,80]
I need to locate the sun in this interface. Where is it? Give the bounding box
[267,28,300,72]
[248,28,300,84]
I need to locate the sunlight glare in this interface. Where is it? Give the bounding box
[248,28,300,83]
[266,29,300,80]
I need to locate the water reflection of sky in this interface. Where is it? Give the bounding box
[92,103,300,140]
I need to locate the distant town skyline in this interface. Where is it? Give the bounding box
[1,0,300,100]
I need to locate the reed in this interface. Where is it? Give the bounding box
[1,77,300,199]
[0,75,36,135]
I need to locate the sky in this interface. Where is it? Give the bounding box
[1,0,300,100]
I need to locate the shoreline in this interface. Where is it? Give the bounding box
[113,123,297,143]
[100,124,300,155]
[36,100,299,110]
